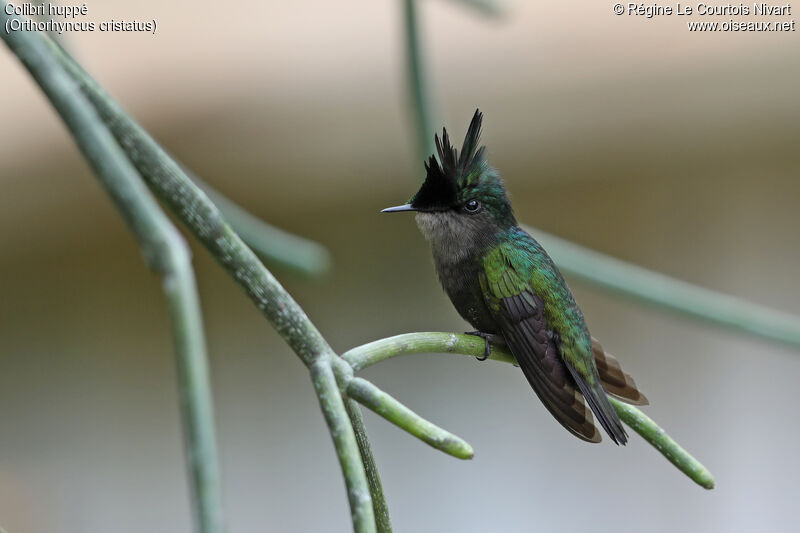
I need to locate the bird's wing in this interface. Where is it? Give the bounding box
[479,254,601,443]
[591,337,649,406]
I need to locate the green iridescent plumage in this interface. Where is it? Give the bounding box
[480,238,593,379]
[383,109,647,444]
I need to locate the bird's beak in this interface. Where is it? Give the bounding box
[381,204,417,213]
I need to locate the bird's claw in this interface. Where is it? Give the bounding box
[465,331,492,361]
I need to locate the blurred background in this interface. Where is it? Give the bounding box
[1,0,799,531]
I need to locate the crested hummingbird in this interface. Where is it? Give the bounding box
[383,109,647,444]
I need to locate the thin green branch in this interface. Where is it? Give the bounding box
[329,356,392,531]
[609,397,714,489]
[346,377,474,460]
[343,332,715,490]
[165,253,226,532]
[0,12,225,533]
[328,355,474,462]
[530,228,800,351]
[342,332,515,371]
[311,358,375,532]
[403,0,435,161]
[49,33,331,366]
[32,28,377,531]
[343,400,393,533]
[48,53,328,280]
[444,0,505,17]
[179,164,331,278]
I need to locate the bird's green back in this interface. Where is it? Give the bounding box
[481,227,596,382]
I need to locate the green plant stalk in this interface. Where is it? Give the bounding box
[609,397,714,489]
[445,0,504,17]
[49,33,332,366]
[35,29,377,532]
[343,332,516,371]
[343,400,393,533]
[311,358,375,533]
[403,0,435,161]
[531,228,800,351]
[178,164,331,278]
[346,377,474,460]
[48,28,488,528]
[333,352,475,459]
[0,11,226,533]
[342,332,715,490]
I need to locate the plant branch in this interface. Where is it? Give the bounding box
[609,397,714,490]
[445,0,505,17]
[41,24,410,532]
[3,21,377,532]
[178,163,331,278]
[346,377,474,460]
[0,12,225,533]
[342,332,716,490]
[328,357,474,461]
[344,400,393,533]
[50,35,333,366]
[311,357,375,533]
[46,26,492,529]
[343,332,515,371]
[403,0,435,161]
[530,228,800,351]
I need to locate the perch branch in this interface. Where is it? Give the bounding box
[342,332,716,490]
[0,12,225,533]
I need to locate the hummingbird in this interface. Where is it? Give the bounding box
[383,109,647,444]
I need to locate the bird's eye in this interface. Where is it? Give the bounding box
[464,199,481,213]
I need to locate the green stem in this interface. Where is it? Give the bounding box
[344,400,393,533]
[51,51,328,279]
[329,354,474,463]
[0,12,226,532]
[51,34,331,366]
[179,164,331,278]
[346,377,474,460]
[311,359,376,532]
[445,0,504,17]
[343,332,715,490]
[609,397,714,489]
[13,24,376,532]
[403,0,435,161]
[342,332,515,371]
[530,227,800,351]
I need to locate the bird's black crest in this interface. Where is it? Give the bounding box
[410,109,487,211]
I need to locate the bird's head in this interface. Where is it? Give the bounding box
[383,109,516,248]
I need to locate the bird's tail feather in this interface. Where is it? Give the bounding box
[565,363,629,445]
[591,337,649,406]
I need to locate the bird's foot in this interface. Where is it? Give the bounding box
[464,331,495,361]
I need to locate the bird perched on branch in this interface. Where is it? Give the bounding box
[382,109,647,443]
